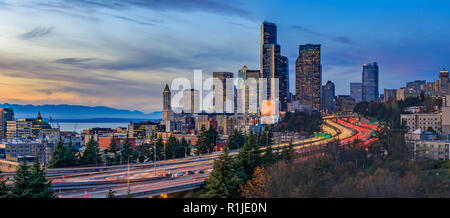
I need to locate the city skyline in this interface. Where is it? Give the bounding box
[0,0,449,112]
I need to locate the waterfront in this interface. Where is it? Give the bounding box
[56,122,130,133]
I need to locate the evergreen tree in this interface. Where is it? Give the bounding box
[262,145,276,165]
[63,140,77,167]
[195,126,209,155]
[0,170,10,198]
[165,135,179,159]
[234,132,261,182]
[80,138,101,166]
[204,146,241,198]
[280,141,295,162]
[179,138,190,157]
[48,140,68,168]
[227,129,246,150]
[12,159,32,198]
[205,126,219,152]
[28,159,54,198]
[121,138,132,162]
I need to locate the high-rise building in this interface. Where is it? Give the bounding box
[406,80,426,98]
[162,84,174,121]
[335,95,356,114]
[278,56,289,112]
[183,89,200,114]
[384,89,397,103]
[213,72,234,113]
[238,66,260,114]
[362,62,379,102]
[261,21,277,45]
[397,87,406,101]
[350,82,363,103]
[0,108,14,139]
[322,81,335,114]
[438,68,449,97]
[296,44,322,109]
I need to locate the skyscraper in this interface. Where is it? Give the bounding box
[0,108,14,139]
[183,89,200,114]
[362,62,379,102]
[213,72,234,113]
[322,81,335,114]
[438,68,449,97]
[261,22,281,101]
[162,84,174,121]
[384,89,397,103]
[350,82,363,103]
[296,44,322,109]
[406,80,426,98]
[278,56,289,112]
[238,66,260,114]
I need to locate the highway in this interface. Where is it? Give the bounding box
[1,115,379,198]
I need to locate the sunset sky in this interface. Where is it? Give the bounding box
[0,0,449,112]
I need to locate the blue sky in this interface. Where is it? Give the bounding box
[0,0,449,112]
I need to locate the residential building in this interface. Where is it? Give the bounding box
[401,113,441,133]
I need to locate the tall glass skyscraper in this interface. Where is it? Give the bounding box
[350,82,363,103]
[362,62,379,102]
[322,81,335,113]
[296,44,322,109]
[260,21,289,112]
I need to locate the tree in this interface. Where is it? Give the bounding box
[106,188,116,198]
[80,138,101,166]
[227,129,246,150]
[280,141,295,162]
[205,126,219,152]
[12,159,32,198]
[234,132,261,182]
[108,139,120,164]
[28,159,54,198]
[179,138,190,157]
[48,139,76,168]
[120,138,133,162]
[0,170,10,198]
[262,145,276,166]
[195,126,210,155]
[165,135,179,159]
[204,146,241,198]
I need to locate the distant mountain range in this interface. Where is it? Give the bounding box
[0,103,162,121]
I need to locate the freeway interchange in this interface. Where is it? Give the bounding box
[1,115,380,198]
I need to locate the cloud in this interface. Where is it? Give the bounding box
[18,26,54,40]
[334,36,355,45]
[112,15,157,26]
[37,0,252,19]
[55,58,97,65]
[291,25,356,45]
[291,25,323,36]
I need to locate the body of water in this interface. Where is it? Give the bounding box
[56,122,130,133]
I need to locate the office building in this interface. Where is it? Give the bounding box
[384,89,397,103]
[362,62,379,102]
[438,68,449,97]
[238,65,260,114]
[406,80,426,98]
[278,56,289,112]
[296,44,322,109]
[397,87,406,101]
[183,89,200,114]
[350,82,363,103]
[335,95,356,114]
[0,108,14,139]
[322,81,335,113]
[213,72,234,113]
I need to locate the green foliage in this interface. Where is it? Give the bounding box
[80,138,101,166]
[204,146,241,198]
[48,140,77,168]
[12,159,54,198]
[258,125,273,147]
[276,111,322,136]
[106,189,116,198]
[195,126,218,155]
[0,170,11,198]
[279,141,295,163]
[227,129,246,150]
